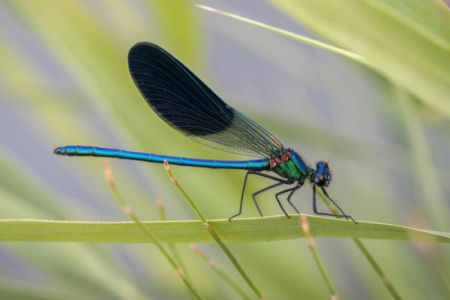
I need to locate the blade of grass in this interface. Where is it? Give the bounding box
[352,238,402,300]
[393,87,449,297]
[198,3,450,118]
[156,196,190,280]
[405,212,450,297]
[300,215,339,299]
[394,88,449,229]
[103,160,202,300]
[0,280,76,300]
[163,161,264,299]
[1,216,446,243]
[193,6,424,297]
[189,244,251,300]
[151,1,201,63]
[269,0,450,118]
[317,190,402,300]
[0,152,140,298]
[197,4,367,66]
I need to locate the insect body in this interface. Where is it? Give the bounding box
[54,42,356,223]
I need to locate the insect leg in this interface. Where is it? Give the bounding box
[286,184,302,214]
[229,171,289,221]
[228,171,252,221]
[275,183,302,217]
[252,181,286,217]
[312,185,358,224]
[321,187,357,224]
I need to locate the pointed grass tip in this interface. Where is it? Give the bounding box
[196,4,218,13]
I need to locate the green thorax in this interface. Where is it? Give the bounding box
[270,150,311,182]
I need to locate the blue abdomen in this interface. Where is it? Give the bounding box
[54,145,271,171]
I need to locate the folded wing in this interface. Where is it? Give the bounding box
[128,42,284,158]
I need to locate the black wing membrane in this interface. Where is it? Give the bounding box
[128,42,284,158]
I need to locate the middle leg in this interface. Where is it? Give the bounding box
[252,181,287,217]
[275,184,302,217]
[229,171,290,220]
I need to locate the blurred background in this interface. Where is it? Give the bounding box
[0,0,449,299]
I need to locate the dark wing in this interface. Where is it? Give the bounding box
[128,42,284,158]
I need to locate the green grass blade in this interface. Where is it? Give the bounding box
[353,238,402,300]
[104,160,202,300]
[189,244,251,300]
[300,215,339,298]
[201,2,450,118]
[0,216,447,243]
[394,88,449,229]
[163,162,264,299]
[269,0,450,117]
[0,150,145,298]
[316,190,403,299]
[152,1,201,63]
[156,196,191,281]
[197,4,367,65]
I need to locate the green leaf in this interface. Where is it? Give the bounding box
[1,216,447,243]
[150,0,201,64]
[270,0,450,117]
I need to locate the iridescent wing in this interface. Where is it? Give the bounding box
[128,42,284,158]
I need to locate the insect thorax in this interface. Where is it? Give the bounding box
[270,150,310,182]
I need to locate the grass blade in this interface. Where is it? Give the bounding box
[103,160,202,300]
[190,244,251,300]
[0,217,447,243]
[198,2,450,118]
[394,88,449,229]
[353,238,402,300]
[156,196,190,280]
[163,161,264,299]
[269,0,450,118]
[300,215,339,299]
[197,4,367,66]
[317,190,403,299]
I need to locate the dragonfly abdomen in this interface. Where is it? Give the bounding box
[54,145,270,170]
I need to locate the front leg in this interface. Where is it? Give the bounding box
[312,185,357,224]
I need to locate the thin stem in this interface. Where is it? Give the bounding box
[317,190,402,299]
[300,215,339,299]
[353,238,401,300]
[103,160,202,300]
[394,88,448,229]
[197,4,368,67]
[156,196,189,280]
[190,244,251,300]
[163,161,264,299]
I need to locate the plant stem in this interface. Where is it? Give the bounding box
[103,160,202,300]
[300,215,339,300]
[163,161,264,299]
[317,190,402,300]
[190,244,251,300]
[394,88,448,229]
[352,238,401,300]
[156,196,189,280]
